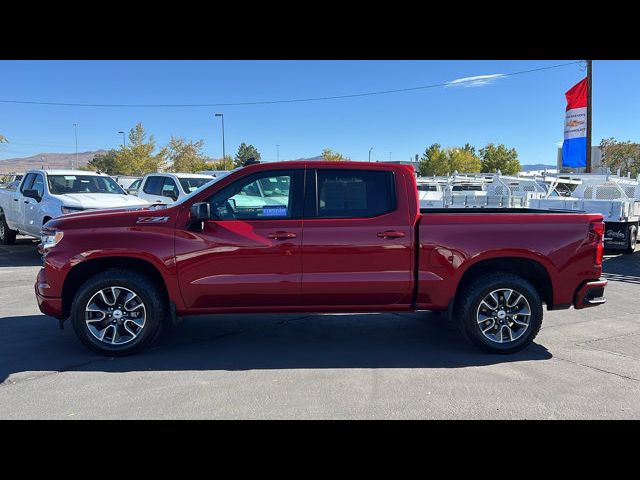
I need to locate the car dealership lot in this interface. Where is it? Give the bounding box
[1,236,639,419]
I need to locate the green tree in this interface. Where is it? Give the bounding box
[321,148,344,161]
[210,155,235,170]
[462,143,476,155]
[418,143,449,176]
[234,143,261,167]
[448,148,481,173]
[113,122,167,175]
[599,137,640,176]
[479,143,521,175]
[166,136,209,173]
[87,149,118,174]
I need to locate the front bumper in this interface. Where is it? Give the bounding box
[573,278,608,309]
[35,268,64,319]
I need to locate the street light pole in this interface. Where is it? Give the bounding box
[277,144,280,162]
[215,113,225,161]
[118,131,126,148]
[73,123,79,169]
[389,151,392,162]
[369,147,373,162]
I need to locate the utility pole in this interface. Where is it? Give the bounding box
[585,60,593,173]
[389,151,392,162]
[73,123,79,169]
[118,131,126,148]
[215,113,225,161]
[368,147,373,162]
[277,144,280,162]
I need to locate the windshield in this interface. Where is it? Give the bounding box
[174,168,241,207]
[179,177,211,193]
[48,175,126,195]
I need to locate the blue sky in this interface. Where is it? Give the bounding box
[0,60,638,164]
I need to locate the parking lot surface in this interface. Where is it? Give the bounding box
[1,236,639,419]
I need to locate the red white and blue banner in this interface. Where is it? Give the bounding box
[561,77,588,167]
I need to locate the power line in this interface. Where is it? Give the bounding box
[0,61,581,108]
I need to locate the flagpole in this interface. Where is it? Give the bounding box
[586,60,592,173]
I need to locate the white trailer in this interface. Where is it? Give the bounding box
[529,175,640,253]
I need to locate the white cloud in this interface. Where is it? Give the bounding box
[445,73,506,88]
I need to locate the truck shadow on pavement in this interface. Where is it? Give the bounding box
[0,237,41,267]
[602,251,640,285]
[0,311,551,383]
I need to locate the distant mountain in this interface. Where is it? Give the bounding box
[520,164,556,172]
[0,150,106,174]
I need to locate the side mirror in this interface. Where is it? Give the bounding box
[23,189,42,202]
[162,190,178,201]
[188,202,210,231]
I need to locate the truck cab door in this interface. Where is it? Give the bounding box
[175,168,305,310]
[23,173,46,236]
[14,173,36,231]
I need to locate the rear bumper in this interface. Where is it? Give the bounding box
[573,278,608,310]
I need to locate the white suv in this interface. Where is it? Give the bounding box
[136,173,214,204]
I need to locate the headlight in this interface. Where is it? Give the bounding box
[61,206,83,215]
[41,231,64,250]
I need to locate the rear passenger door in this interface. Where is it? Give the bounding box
[301,167,414,307]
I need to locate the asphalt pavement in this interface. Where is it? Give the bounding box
[0,236,638,419]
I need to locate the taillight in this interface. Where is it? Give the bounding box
[589,220,604,266]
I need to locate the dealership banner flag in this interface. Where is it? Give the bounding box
[561,78,588,168]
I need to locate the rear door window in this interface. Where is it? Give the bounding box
[311,169,396,218]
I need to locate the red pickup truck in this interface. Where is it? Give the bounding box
[35,161,607,356]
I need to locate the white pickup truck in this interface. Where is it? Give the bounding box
[0,169,150,244]
[136,172,214,204]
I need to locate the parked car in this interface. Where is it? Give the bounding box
[36,161,607,356]
[124,178,142,196]
[113,175,142,191]
[0,169,150,243]
[0,173,23,188]
[136,173,213,204]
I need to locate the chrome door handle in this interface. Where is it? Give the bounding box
[377,230,405,239]
[268,231,297,240]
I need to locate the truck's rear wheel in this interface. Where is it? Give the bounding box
[624,225,637,254]
[0,210,17,245]
[455,272,543,354]
[70,268,166,356]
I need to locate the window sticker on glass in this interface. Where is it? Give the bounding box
[64,176,77,180]
[262,206,288,217]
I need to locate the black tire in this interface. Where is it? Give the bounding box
[454,272,543,354]
[624,225,637,254]
[70,268,166,356]
[0,209,17,245]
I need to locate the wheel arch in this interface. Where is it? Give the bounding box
[456,256,553,308]
[62,257,169,319]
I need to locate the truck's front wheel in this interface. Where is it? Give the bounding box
[455,273,543,354]
[0,210,17,245]
[70,268,166,356]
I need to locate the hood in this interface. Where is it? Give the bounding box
[44,202,173,231]
[58,193,150,209]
